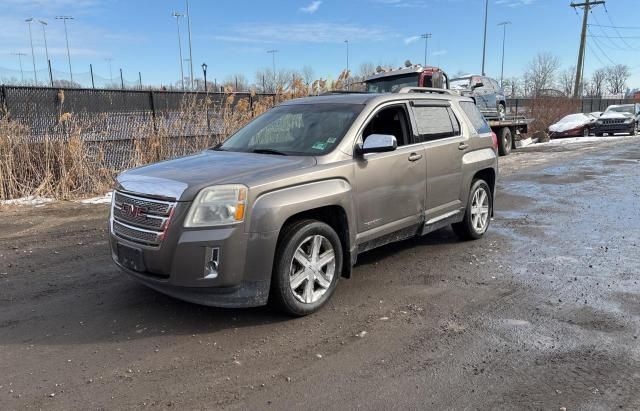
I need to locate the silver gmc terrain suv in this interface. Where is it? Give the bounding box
[109,88,499,315]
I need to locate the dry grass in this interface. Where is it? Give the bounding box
[0,87,303,201]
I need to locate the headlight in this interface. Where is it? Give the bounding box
[624,118,633,124]
[184,185,247,227]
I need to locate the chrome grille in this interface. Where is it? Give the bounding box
[111,191,176,247]
[601,119,625,125]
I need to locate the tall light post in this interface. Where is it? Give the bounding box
[38,20,53,86]
[25,18,37,85]
[55,16,74,83]
[497,21,511,87]
[421,33,432,66]
[201,63,207,92]
[481,0,489,75]
[184,0,194,90]
[267,49,278,73]
[344,40,349,90]
[172,12,186,90]
[202,62,210,131]
[11,52,27,83]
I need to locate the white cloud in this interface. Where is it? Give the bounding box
[300,1,322,13]
[404,35,420,45]
[495,0,535,7]
[431,50,447,56]
[207,23,395,44]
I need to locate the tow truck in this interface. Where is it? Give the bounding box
[363,63,531,156]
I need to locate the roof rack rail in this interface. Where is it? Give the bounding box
[397,87,456,96]
[320,90,372,95]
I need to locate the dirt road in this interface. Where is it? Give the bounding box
[1,138,639,410]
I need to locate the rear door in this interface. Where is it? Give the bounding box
[409,100,467,223]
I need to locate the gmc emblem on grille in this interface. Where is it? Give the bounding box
[122,203,146,217]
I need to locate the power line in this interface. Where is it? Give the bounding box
[589,12,635,50]
[588,23,640,30]
[603,5,638,50]
[588,34,640,39]
[587,27,616,65]
[570,0,605,98]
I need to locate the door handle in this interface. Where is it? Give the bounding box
[458,143,469,150]
[408,153,423,162]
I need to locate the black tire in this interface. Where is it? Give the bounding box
[497,127,513,156]
[595,132,603,137]
[582,127,589,137]
[270,219,343,316]
[452,179,493,241]
[630,124,637,136]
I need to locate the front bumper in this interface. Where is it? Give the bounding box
[109,203,280,307]
[592,123,634,135]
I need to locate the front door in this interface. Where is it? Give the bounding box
[353,104,426,241]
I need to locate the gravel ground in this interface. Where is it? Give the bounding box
[1,137,639,410]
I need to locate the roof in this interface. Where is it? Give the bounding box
[280,91,472,106]
[363,65,444,82]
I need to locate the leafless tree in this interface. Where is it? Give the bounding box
[524,52,560,96]
[255,68,295,93]
[502,77,520,97]
[585,68,607,97]
[301,65,315,86]
[222,73,248,91]
[358,62,376,78]
[559,67,575,97]
[606,64,630,95]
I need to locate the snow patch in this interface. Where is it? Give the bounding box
[0,196,55,206]
[535,135,634,147]
[78,192,113,205]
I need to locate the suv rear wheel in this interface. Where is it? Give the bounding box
[452,179,492,240]
[270,219,342,316]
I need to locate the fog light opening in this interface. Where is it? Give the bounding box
[204,247,220,279]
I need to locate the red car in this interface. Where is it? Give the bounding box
[547,113,598,138]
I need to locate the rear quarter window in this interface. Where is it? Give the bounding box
[459,101,491,134]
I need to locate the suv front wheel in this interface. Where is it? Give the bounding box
[452,179,493,240]
[270,219,343,316]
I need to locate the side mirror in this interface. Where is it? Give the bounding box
[356,134,397,155]
[472,81,484,89]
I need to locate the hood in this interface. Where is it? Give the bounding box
[600,111,633,120]
[549,120,587,133]
[117,150,317,201]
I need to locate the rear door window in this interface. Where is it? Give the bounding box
[459,101,491,134]
[411,104,460,141]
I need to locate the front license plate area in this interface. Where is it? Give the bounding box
[117,244,146,272]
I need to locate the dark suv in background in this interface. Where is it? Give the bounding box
[450,75,506,120]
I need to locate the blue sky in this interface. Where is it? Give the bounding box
[1,0,639,88]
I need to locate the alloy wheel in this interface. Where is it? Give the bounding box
[470,187,490,234]
[288,235,336,304]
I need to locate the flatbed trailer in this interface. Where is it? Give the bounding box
[487,116,533,156]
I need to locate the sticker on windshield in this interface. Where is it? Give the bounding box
[311,142,328,150]
[327,137,337,144]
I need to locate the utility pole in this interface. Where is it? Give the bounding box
[344,40,349,90]
[25,18,37,85]
[481,0,488,76]
[185,0,194,90]
[172,12,185,90]
[39,20,53,86]
[267,49,278,73]
[11,52,27,83]
[55,16,74,84]
[571,0,605,97]
[420,33,432,67]
[497,21,511,87]
[120,68,124,89]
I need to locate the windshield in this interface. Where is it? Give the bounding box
[365,73,419,93]
[219,103,363,156]
[450,77,471,90]
[606,105,634,114]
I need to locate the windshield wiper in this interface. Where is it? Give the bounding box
[251,148,287,156]
[210,143,226,151]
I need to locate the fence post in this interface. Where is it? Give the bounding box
[149,90,157,134]
[515,98,519,117]
[0,85,7,117]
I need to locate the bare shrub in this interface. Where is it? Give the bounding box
[528,97,580,133]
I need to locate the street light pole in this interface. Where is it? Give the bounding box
[201,63,210,132]
[267,49,278,73]
[11,52,27,83]
[38,20,53,86]
[481,0,489,76]
[55,16,74,84]
[25,18,38,85]
[344,40,349,90]
[185,0,194,90]
[172,12,185,90]
[497,21,511,88]
[421,33,432,66]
